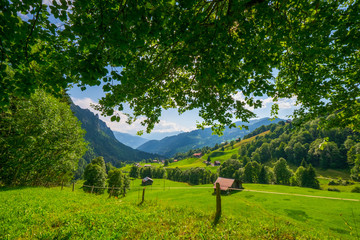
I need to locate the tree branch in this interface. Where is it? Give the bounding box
[24,2,43,64]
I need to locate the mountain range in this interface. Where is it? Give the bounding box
[136,118,284,157]
[70,103,159,167]
[112,131,149,149]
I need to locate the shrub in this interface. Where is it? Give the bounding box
[328,180,338,186]
[351,187,360,193]
[328,188,340,192]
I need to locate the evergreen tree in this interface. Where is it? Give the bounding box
[83,161,107,194]
[91,157,107,172]
[258,165,269,184]
[105,162,115,174]
[219,159,242,179]
[300,159,308,168]
[274,158,293,185]
[129,165,139,178]
[301,164,320,189]
[107,169,124,197]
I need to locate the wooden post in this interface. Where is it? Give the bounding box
[109,186,114,198]
[215,182,221,222]
[72,182,75,192]
[61,181,64,190]
[91,185,94,194]
[141,187,145,204]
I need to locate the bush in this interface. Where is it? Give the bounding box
[328,180,338,186]
[351,187,360,193]
[328,188,340,192]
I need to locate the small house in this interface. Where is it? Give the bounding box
[213,177,242,193]
[142,177,153,186]
[214,161,221,166]
[144,164,151,167]
[173,160,178,162]
[193,153,202,158]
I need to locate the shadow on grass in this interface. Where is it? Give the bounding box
[0,186,33,192]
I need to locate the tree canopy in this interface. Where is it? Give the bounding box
[0,90,87,186]
[2,0,359,133]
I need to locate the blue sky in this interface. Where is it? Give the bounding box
[68,84,299,138]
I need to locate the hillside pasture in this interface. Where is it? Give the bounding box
[1,180,359,239]
[125,179,360,239]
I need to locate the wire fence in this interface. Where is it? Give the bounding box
[79,184,360,202]
[82,184,124,190]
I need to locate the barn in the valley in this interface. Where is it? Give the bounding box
[142,177,153,186]
[213,177,242,193]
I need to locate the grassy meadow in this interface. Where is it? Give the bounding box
[1,179,359,239]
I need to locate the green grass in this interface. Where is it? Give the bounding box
[166,131,271,171]
[0,182,336,240]
[1,180,360,239]
[124,179,360,239]
[316,168,352,179]
[318,178,360,193]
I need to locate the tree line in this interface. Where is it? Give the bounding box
[129,165,218,186]
[83,157,130,197]
[219,158,319,189]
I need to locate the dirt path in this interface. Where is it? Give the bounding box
[242,189,360,202]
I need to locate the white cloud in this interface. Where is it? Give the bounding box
[72,97,97,110]
[231,92,254,111]
[260,96,298,109]
[232,92,246,102]
[277,96,298,109]
[152,120,194,133]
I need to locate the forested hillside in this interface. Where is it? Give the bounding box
[137,118,283,157]
[238,119,360,180]
[133,118,360,188]
[70,104,159,167]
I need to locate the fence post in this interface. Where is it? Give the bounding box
[141,187,146,204]
[215,182,221,222]
[109,186,114,198]
[72,182,75,192]
[61,181,64,190]
[91,185,94,194]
